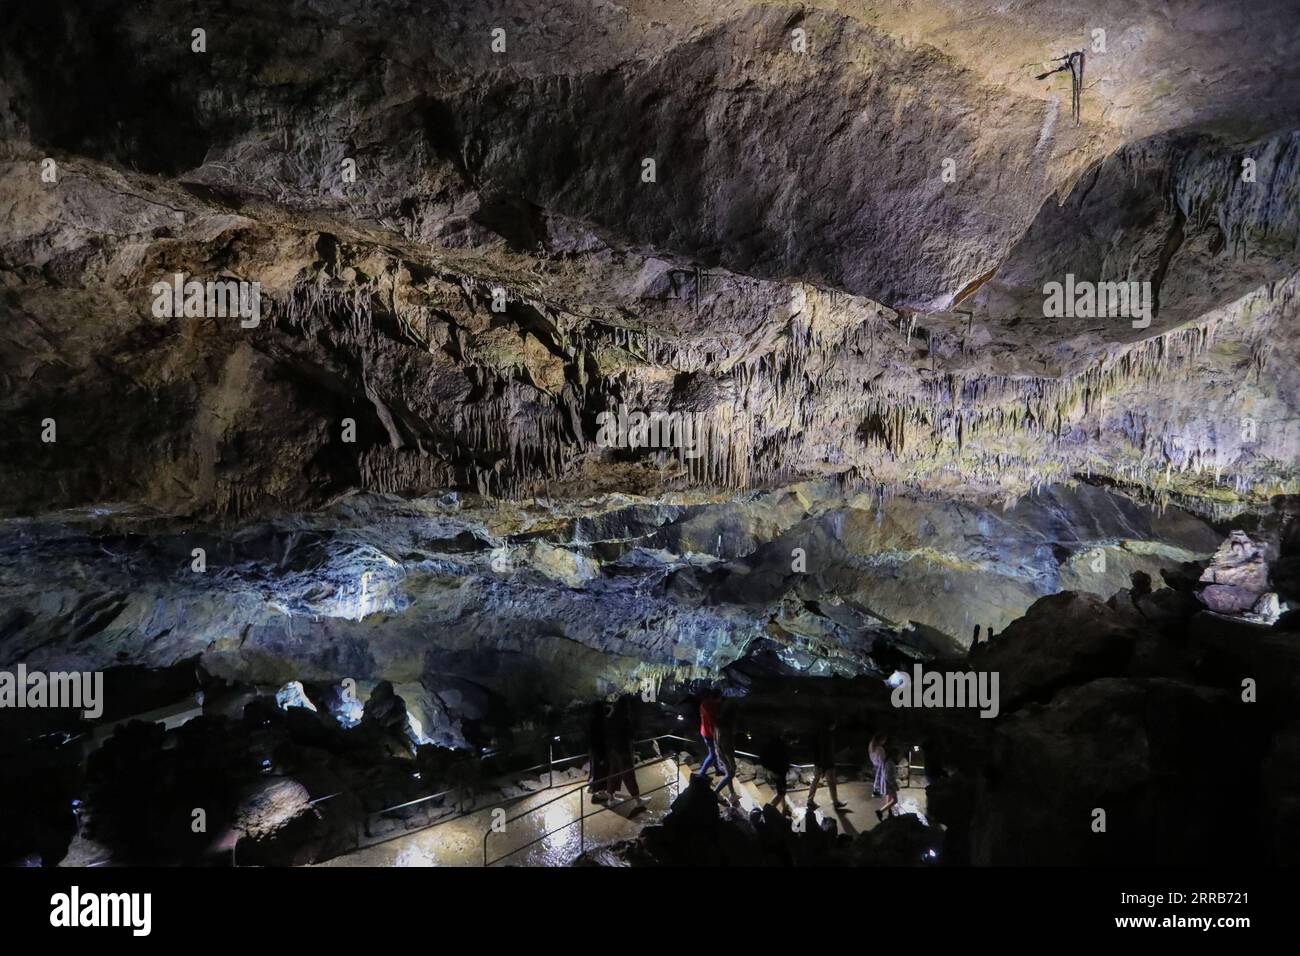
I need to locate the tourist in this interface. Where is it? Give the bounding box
[604,695,645,811]
[586,698,610,803]
[697,686,723,778]
[807,720,847,811]
[869,732,899,822]
[712,696,740,808]
[759,731,792,815]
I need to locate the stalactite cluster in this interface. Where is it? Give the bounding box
[263,242,1299,518]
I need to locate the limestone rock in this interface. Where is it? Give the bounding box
[232,778,312,842]
[1199,531,1273,615]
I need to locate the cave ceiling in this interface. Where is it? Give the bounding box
[2,0,1298,521]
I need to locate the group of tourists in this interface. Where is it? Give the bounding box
[696,690,901,822]
[582,688,904,823]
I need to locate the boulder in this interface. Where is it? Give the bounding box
[1198,531,1272,615]
[975,591,1140,708]
[967,677,1260,865]
[846,813,942,866]
[230,778,312,842]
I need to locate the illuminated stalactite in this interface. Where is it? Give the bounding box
[263,253,1298,518]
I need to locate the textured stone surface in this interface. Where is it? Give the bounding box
[1,0,1298,519]
[1197,530,1273,615]
[0,483,1220,752]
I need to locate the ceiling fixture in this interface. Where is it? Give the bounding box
[1037,51,1086,123]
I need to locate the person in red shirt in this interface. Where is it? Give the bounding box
[697,687,723,778]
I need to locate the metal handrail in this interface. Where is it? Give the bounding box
[307,741,591,831]
[331,742,852,819]
[368,733,694,819]
[476,734,880,867]
[302,728,913,865]
[481,750,682,867]
[291,733,699,865]
[232,724,922,865]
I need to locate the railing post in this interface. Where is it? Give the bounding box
[549,740,554,790]
[579,787,584,854]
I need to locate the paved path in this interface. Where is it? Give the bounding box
[317,759,686,867]
[318,757,928,867]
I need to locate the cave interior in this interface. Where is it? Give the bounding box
[1,0,1299,868]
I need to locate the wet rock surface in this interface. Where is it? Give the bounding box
[0,484,1222,744]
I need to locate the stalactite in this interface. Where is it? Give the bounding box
[265,234,1297,518]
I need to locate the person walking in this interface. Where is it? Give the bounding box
[759,731,792,815]
[696,686,723,779]
[869,732,899,822]
[605,695,645,812]
[586,698,610,802]
[807,719,847,812]
[712,696,740,808]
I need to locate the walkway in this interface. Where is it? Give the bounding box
[317,758,684,867]
[317,754,927,867]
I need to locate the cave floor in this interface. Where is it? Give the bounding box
[317,759,687,867]
[742,770,931,839]
[317,760,929,867]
